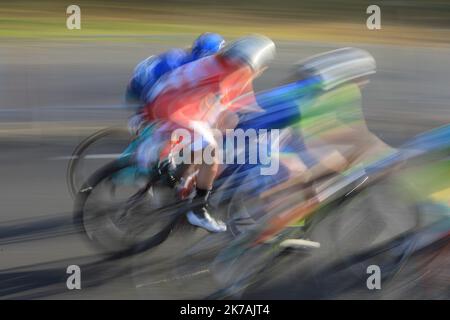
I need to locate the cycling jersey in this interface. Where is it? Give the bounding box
[143,55,256,129]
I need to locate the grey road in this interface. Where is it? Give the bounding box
[1,39,450,299]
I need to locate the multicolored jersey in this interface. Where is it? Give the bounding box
[143,55,256,130]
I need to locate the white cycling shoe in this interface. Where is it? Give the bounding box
[279,238,321,249]
[186,208,227,233]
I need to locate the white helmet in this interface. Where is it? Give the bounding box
[220,34,276,71]
[295,47,376,91]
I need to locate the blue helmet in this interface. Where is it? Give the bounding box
[191,32,225,60]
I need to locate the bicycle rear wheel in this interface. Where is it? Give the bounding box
[73,159,182,255]
[67,126,132,198]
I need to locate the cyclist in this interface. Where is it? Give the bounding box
[125,32,226,134]
[137,35,277,233]
[246,48,394,247]
[241,47,392,193]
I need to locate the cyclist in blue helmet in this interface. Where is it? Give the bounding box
[126,33,225,134]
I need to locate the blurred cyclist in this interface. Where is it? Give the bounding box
[125,32,226,134]
[247,47,392,193]
[247,48,394,247]
[137,35,276,233]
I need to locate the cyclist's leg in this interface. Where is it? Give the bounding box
[184,126,227,232]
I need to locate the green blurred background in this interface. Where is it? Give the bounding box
[1,0,449,44]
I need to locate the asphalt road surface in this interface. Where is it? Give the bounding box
[1,38,450,299]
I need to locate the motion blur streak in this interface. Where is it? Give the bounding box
[1,0,450,299]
